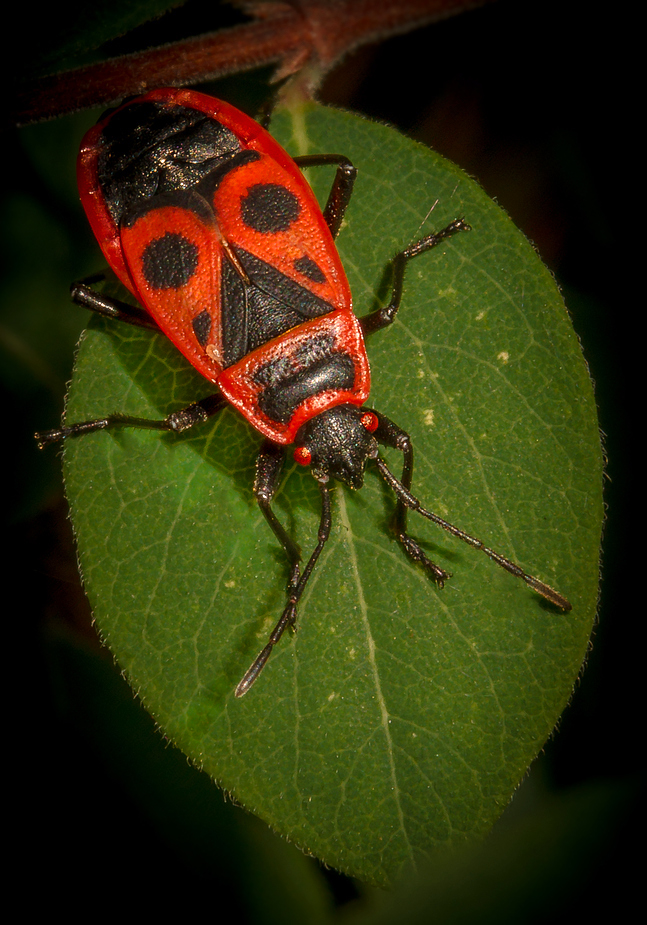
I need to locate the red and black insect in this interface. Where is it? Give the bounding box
[37,88,571,697]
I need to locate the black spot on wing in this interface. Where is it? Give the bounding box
[240,183,300,233]
[293,255,326,284]
[141,232,199,289]
[192,310,212,346]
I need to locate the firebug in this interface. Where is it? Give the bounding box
[37,88,571,697]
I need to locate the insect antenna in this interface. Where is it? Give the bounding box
[374,455,571,612]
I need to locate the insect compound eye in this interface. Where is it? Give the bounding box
[293,446,312,466]
[360,411,379,433]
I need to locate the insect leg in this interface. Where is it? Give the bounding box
[236,477,332,697]
[254,439,302,577]
[35,392,227,449]
[369,417,572,610]
[71,276,161,331]
[367,409,450,584]
[360,219,471,337]
[293,155,357,239]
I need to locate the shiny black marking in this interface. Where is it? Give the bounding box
[292,333,336,368]
[258,353,356,424]
[253,334,336,390]
[142,232,199,289]
[253,354,294,390]
[192,310,212,346]
[122,151,261,228]
[240,183,300,233]
[293,255,326,284]
[98,101,249,224]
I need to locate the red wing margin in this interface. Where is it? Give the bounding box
[120,194,225,383]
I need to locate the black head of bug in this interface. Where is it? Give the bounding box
[295,404,378,489]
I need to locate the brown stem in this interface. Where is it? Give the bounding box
[12,0,493,125]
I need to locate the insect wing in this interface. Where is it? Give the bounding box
[210,153,352,317]
[119,193,225,382]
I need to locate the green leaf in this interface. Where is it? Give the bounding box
[62,102,602,887]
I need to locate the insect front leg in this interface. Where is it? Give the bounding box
[367,409,450,585]
[254,439,302,585]
[237,474,332,697]
[35,392,227,449]
[360,218,471,337]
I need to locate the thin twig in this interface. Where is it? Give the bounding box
[12,0,493,125]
